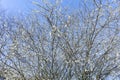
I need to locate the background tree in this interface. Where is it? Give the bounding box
[0,0,120,80]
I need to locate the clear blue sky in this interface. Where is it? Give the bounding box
[0,0,32,14]
[0,0,80,15]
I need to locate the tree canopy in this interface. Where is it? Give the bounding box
[0,0,120,80]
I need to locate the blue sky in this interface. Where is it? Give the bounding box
[0,0,80,15]
[0,0,32,14]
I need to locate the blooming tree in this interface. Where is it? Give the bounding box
[0,0,120,80]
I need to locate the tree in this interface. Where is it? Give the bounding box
[0,0,120,80]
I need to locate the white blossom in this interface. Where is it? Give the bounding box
[74,59,80,63]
